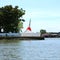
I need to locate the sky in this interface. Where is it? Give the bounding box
[0,0,60,32]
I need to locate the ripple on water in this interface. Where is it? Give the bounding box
[0,39,60,60]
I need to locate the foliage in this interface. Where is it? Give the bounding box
[40,29,46,35]
[0,5,25,33]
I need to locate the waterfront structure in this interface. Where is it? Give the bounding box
[21,20,40,36]
[41,32,60,37]
[21,32,40,37]
[25,19,32,32]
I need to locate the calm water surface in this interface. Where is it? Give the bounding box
[0,38,60,60]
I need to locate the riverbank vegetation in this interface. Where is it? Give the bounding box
[0,5,25,33]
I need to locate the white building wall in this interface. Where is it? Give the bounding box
[21,33,40,36]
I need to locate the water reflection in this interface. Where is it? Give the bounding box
[0,39,22,60]
[0,39,21,43]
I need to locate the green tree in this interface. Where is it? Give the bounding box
[0,5,25,33]
[40,29,46,36]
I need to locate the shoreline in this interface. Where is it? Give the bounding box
[0,36,44,40]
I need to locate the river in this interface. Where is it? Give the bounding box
[0,38,60,60]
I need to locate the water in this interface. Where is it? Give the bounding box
[0,38,60,60]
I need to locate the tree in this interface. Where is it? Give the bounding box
[40,29,46,36]
[0,5,25,33]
